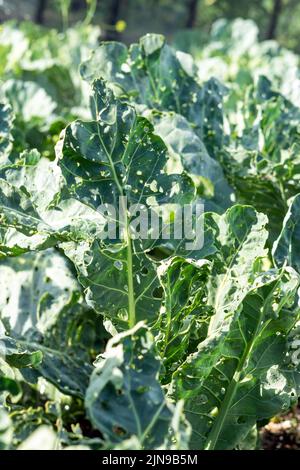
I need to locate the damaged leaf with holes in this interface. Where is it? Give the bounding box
[172,267,300,449]
[1,23,300,452]
[55,78,195,329]
[80,34,227,158]
[85,323,190,449]
[0,249,108,397]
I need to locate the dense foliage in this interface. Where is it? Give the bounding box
[1,18,300,450]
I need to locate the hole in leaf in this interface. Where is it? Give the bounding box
[136,385,149,394]
[147,246,172,261]
[237,416,247,424]
[152,287,163,299]
[141,266,149,276]
[113,425,127,437]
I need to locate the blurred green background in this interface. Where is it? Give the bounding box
[0,0,299,52]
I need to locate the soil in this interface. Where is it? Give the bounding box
[261,402,300,450]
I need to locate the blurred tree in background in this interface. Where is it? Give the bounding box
[1,0,300,52]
